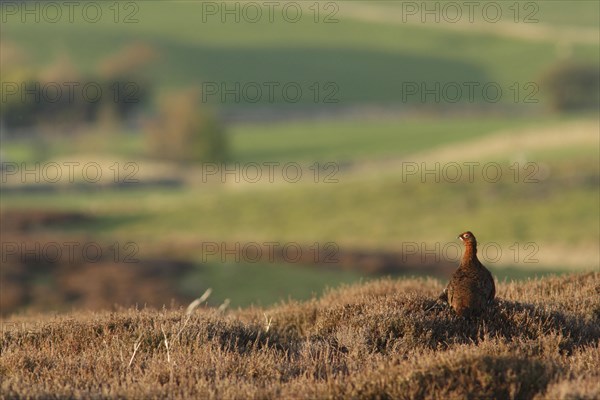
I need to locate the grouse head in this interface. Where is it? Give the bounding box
[458,231,477,245]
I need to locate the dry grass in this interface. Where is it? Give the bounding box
[1,273,599,399]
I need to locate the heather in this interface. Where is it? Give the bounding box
[2,273,598,399]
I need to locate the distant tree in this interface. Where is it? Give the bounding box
[145,87,228,163]
[0,50,151,134]
[1,53,84,134]
[540,62,600,112]
[96,42,160,127]
[95,42,157,123]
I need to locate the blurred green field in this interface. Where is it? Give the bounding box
[229,116,560,163]
[3,1,598,106]
[0,115,567,163]
[3,117,598,272]
[179,262,364,308]
[1,1,598,309]
[176,262,570,308]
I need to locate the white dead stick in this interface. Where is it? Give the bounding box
[176,288,213,342]
[263,313,273,333]
[161,326,171,364]
[218,299,230,313]
[128,334,143,368]
[185,288,212,315]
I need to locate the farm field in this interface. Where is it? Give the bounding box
[3,1,599,107]
[3,117,597,262]
[2,115,597,311]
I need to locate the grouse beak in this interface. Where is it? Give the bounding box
[458,235,463,241]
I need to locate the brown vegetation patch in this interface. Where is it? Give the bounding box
[1,212,456,315]
[0,210,91,232]
[2,273,599,399]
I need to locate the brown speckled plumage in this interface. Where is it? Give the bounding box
[440,231,495,317]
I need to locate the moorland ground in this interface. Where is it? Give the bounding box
[1,273,599,399]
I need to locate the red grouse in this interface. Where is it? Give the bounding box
[440,231,495,317]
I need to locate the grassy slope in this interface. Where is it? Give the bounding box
[2,163,597,266]
[2,118,597,270]
[229,116,558,163]
[2,273,599,399]
[3,2,598,106]
[4,113,596,166]
[179,262,364,309]
[0,115,559,163]
[1,2,597,307]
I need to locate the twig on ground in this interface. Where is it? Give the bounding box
[161,326,171,364]
[176,288,213,343]
[264,313,273,333]
[128,334,143,368]
[218,299,230,313]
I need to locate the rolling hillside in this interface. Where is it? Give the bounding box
[1,0,598,311]
[3,1,598,107]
